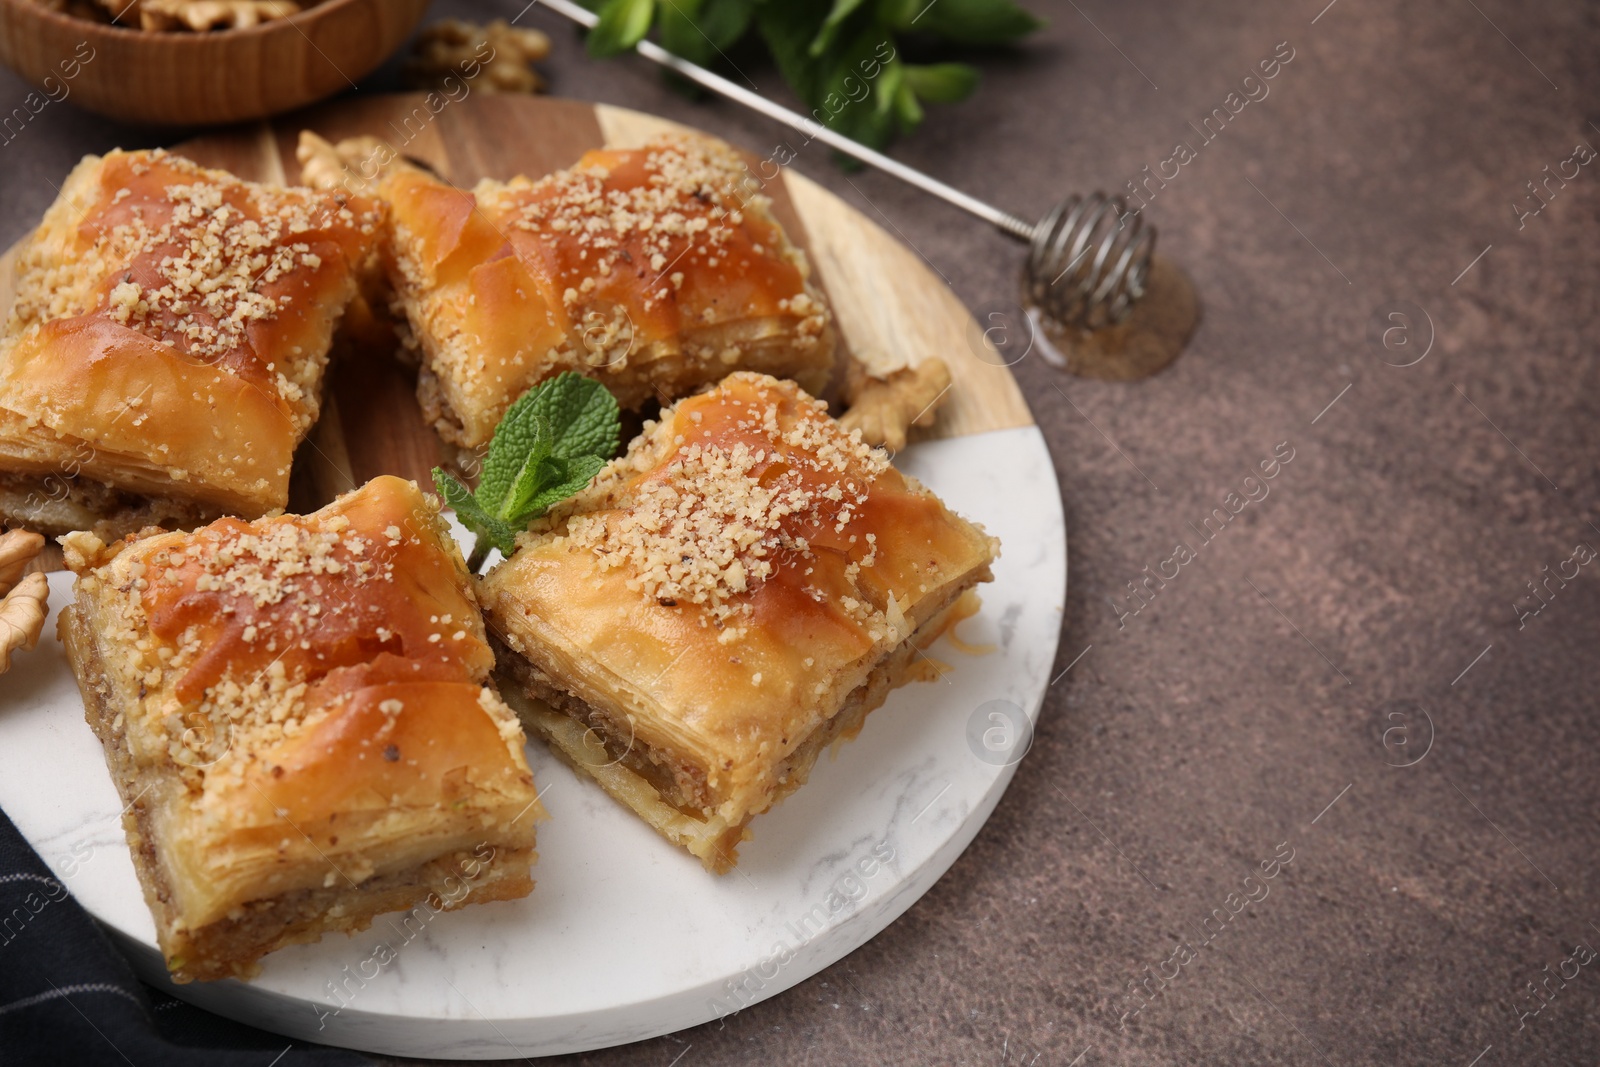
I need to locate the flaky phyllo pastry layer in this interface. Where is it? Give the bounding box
[0,148,383,537]
[354,134,835,449]
[59,476,543,982]
[480,372,996,872]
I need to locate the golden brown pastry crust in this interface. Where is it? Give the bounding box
[59,475,542,981]
[374,136,836,448]
[480,372,995,871]
[0,149,384,536]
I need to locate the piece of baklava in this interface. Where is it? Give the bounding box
[480,372,996,872]
[308,133,835,450]
[0,148,384,538]
[59,476,542,982]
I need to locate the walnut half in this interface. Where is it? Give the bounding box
[839,358,954,452]
[0,530,47,675]
[100,0,306,31]
[296,130,402,197]
[405,19,551,95]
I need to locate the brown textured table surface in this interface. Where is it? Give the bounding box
[4,1,1599,1064]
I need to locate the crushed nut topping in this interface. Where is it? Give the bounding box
[63,480,493,790]
[99,168,334,362]
[498,138,761,316]
[7,149,382,446]
[561,374,889,623]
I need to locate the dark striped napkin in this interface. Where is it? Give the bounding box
[0,806,369,1067]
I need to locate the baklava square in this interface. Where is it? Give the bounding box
[370,134,835,449]
[480,372,996,872]
[0,148,384,537]
[59,475,543,982]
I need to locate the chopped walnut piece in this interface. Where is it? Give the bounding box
[111,0,305,31]
[58,531,109,575]
[839,358,953,452]
[294,131,409,355]
[0,530,47,675]
[296,130,355,195]
[405,18,551,95]
[296,130,404,198]
[101,0,304,30]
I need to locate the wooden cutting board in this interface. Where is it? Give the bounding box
[0,93,1034,562]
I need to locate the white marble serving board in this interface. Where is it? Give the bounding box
[0,424,1066,1059]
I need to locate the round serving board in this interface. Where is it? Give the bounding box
[0,94,1065,1059]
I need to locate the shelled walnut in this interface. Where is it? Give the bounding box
[58,0,322,31]
[0,530,46,675]
[404,19,551,95]
[296,130,396,197]
[840,358,953,452]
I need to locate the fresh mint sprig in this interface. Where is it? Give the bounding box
[433,373,621,572]
[580,0,1043,156]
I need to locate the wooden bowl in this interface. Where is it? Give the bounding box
[0,0,431,126]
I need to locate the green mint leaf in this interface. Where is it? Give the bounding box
[432,466,477,520]
[522,454,609,519]
[911,0,1043,44]
[892,78,924,134]
[874,59,904,118]
[699,0,755,49]
[477,372,617,519]
[439,373,622,570]
[903,62,979,103]
[501,412,556,520]
[521,372,622,465]
[663,0,753,68]
[807,22,899,150]
[659,0,714,65]
[433,468,520,560]
[756,3,827,105]
[588,0,656,57]
[875,0,920,26]
[505,373,619,518]
[583,0,1035,166]
[809,0,871,57]
[477,391,552,516]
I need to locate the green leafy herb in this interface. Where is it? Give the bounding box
[902,62,980,104]
[899,0,1041,44]
[809,0,870,57]
[587,0,657,57]
[578,0,1042,155]
[432,373,621,571]
[658,0,753,65]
